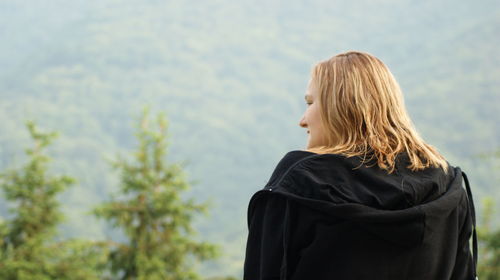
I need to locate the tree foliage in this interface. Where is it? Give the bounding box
[477,197,500,279]
[94,109,219,280]
[477,147,500,279]
[0,121,105,279]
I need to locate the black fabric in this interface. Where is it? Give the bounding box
[461,171,478,278]
[244,150,477,280]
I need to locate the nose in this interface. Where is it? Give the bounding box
[299,115,307,128]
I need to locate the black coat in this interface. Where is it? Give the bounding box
[243,150,477,280]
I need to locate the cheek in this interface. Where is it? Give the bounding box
[310,105,322,124]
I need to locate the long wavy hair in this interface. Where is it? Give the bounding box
[307,51,448,174]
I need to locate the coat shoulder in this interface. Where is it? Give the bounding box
[264,150,320,188]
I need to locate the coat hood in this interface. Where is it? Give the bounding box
[249,150,467,248]
[246,150,478,279]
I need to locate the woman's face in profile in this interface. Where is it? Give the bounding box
[299,78,328,149]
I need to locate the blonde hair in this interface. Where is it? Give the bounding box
[307,51,448,174]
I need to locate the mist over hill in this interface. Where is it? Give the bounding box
[1,0,499,277]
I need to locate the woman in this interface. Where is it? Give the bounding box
[243,51,478,280]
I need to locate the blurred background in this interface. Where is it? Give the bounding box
[0,0,499,278]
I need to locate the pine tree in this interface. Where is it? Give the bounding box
[477,197,500,279]
[477,148,500,279]
[0,121,105,279]
[94,109,219,280]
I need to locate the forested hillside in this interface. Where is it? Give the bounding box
[1,0,499,277]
